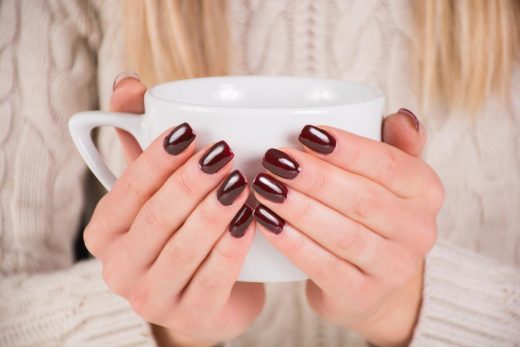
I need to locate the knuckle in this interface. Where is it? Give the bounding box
[423,171,445,209]
[102,260,128,296]
[337,224,360,256]
[419,223,438,253]
[83,222,101,256]
[196,273,222,294]
[128,287,151,318]
[291,197,312,222]
[197,201,223,227]
[378,150,399,183]
[83,199,111,257]
[142,148,166,173]
[215,239,240,262]
[352,189,384,219]
[165,242,196,269]
[119,171,144,201]
[175,168,196,196]
[141,199,167,230]
[344,142,362,169]
[309,168,327,195]
[313,254,338,284]
[284,232,306,255]
[432,180,445,209]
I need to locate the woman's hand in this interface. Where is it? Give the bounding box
[251,110,444,346]
[84,75,265,347]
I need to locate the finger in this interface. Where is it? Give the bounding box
[105,168,247,298]
[252,174,390,274]
[260,149,425,240]
[85,123,196,259]
[110,72,146,163]
[146,171,249,295]
[180,211,256,315]
[382,109,426,158]
[116,143,238,285]
[254,204,367,298]
[297,124,431,198]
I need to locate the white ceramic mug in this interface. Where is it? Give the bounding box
[69,76,384,282]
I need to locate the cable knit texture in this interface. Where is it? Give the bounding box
[1,0,519,346]
[0,1,156,346]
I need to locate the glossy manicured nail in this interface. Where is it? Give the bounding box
[298,125,336,154]
[199,141,234,174]
[163,123,196,155]
[113,71,140,91]
[398,108,420,132]
[217,170,247,206]
[229,204,254,238]
[252,173,288,203]
[262,148,301,179]
[254,204,285,234]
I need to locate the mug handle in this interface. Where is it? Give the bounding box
[68,111,145,190]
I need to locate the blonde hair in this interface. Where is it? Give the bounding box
[124,0,519,112]
[416,0,519,111]
[123,0,228,83]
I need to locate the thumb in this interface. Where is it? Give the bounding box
[382,108,426,158]
[110,71,147,164]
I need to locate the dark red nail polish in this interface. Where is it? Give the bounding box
[398,108,420,132]
[298,125,336,154]
[113,71,140,91]
[163,123,196,155]
[229,204,254,238]
[252,173,288,203]
[217,170,247,206]
[199,141,234,174]
[262,148,301,179]
[254,204,285,234]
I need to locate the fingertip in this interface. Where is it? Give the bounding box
[382,112,426,157]
[198,140,235,175]
[113,71,140,89]
[110,75,147,113]
[228,204,255,239]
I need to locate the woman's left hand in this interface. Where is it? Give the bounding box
[252,110,444,346]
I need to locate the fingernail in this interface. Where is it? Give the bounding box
[262,148,301,179]
[113,71,140,91]
[252,173,288,203]
[298,125,336,154]
[398,108,420,132]
[199,141,234,174]
[217,170,247,206]
[229,204,254,238]
[163,123,196,155]
[254,204,285,234]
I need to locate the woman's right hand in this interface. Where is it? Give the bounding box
[84,75,265,347]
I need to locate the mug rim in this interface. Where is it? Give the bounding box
[147,75,384,111]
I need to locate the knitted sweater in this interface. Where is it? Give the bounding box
[0,1,519,346]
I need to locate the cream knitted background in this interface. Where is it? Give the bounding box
[1,0,519,346]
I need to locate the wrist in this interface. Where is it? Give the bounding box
[152,324,219,347]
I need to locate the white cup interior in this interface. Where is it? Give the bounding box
[149,76,382,108]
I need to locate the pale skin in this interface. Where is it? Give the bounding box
[84,76,444,347]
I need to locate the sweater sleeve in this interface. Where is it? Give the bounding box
[0,260,156,347]
[0,1,157,346]
[410,240,520,346]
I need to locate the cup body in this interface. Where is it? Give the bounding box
[137,76,384,282]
